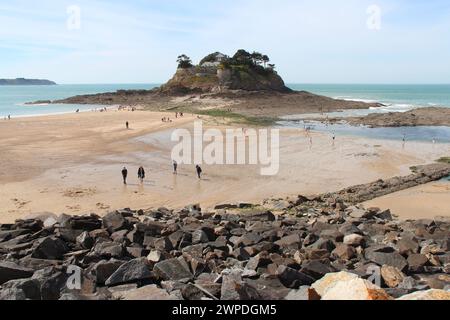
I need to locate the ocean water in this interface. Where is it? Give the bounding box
[281,84,450,142]
[288,84,450,113]
[0,84,159,118]
[1,83,449,118]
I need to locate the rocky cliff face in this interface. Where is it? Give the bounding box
[159,51,291,94]
[216,67,289,92]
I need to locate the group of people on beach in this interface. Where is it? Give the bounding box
[162,112,185,123]
[119,111,205,185]
[120,162,203,185]
[302,126,337,149]
[121,166,146,185]
[117,106,136,112]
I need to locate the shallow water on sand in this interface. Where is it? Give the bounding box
[278,120,450,143]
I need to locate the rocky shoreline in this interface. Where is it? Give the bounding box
[337,107,450,128]
[323,163,450,204]
[27,90,384,121]
[1,165,449,300]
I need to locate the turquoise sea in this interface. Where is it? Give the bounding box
[1,83,449,142]
[1,83,450,118]
[289,84,450,112]
[282,84,450,143]
[0,84,159,118]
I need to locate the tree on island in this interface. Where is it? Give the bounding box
[177,54,193,69]
[231,50,272,70]
[232,49,253,66]
[251,51,263,66]
[175,50,274,73]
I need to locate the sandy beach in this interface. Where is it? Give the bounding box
[364,180,450,220]
[1,110,449,223]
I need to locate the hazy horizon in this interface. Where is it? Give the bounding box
[1,0,450,84]
[4,80,450,86]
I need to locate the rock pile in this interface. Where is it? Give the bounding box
[322,163,450,204]
[0,199,449,300]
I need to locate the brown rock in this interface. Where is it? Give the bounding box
[407,254,429,271]
[381,265,405,288]
[332,244,356,260]
[321,278,392,300]
[397,289,450,300]
[343,234,365,247]
[397,238,419,256]
[112,284,177,300]
[305,248,330,260]
[311,271,359,297]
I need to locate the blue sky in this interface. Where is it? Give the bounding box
[1,0,449,84]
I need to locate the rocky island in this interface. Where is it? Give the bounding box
[159,51,292,94]
[30,50,382,120]
[0,78,56,86]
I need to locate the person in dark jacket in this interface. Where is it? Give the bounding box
[173,160,178,175]
[196,165,202,179]
[121,167,128,184]
[138,166,145,183]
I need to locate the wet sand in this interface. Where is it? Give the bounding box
[0,110,449,223]
[364,180,450,220]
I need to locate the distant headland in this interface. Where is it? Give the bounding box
[0,78,56,86]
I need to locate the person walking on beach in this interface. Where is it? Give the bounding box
[173,160,178,174]
[138,166,145,183]
[122,167,128,185]
[196,165,202,179]
[126,121,129,129]
[332,133,336,146]
[8,114,10,120]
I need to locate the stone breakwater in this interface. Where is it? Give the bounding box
[0,195,449,300]
[323,163,450,204]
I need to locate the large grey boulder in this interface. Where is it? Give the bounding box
[31,237,69,260]
[154,258,193,281]
[105,258,154,286]
[0,261,34,285]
